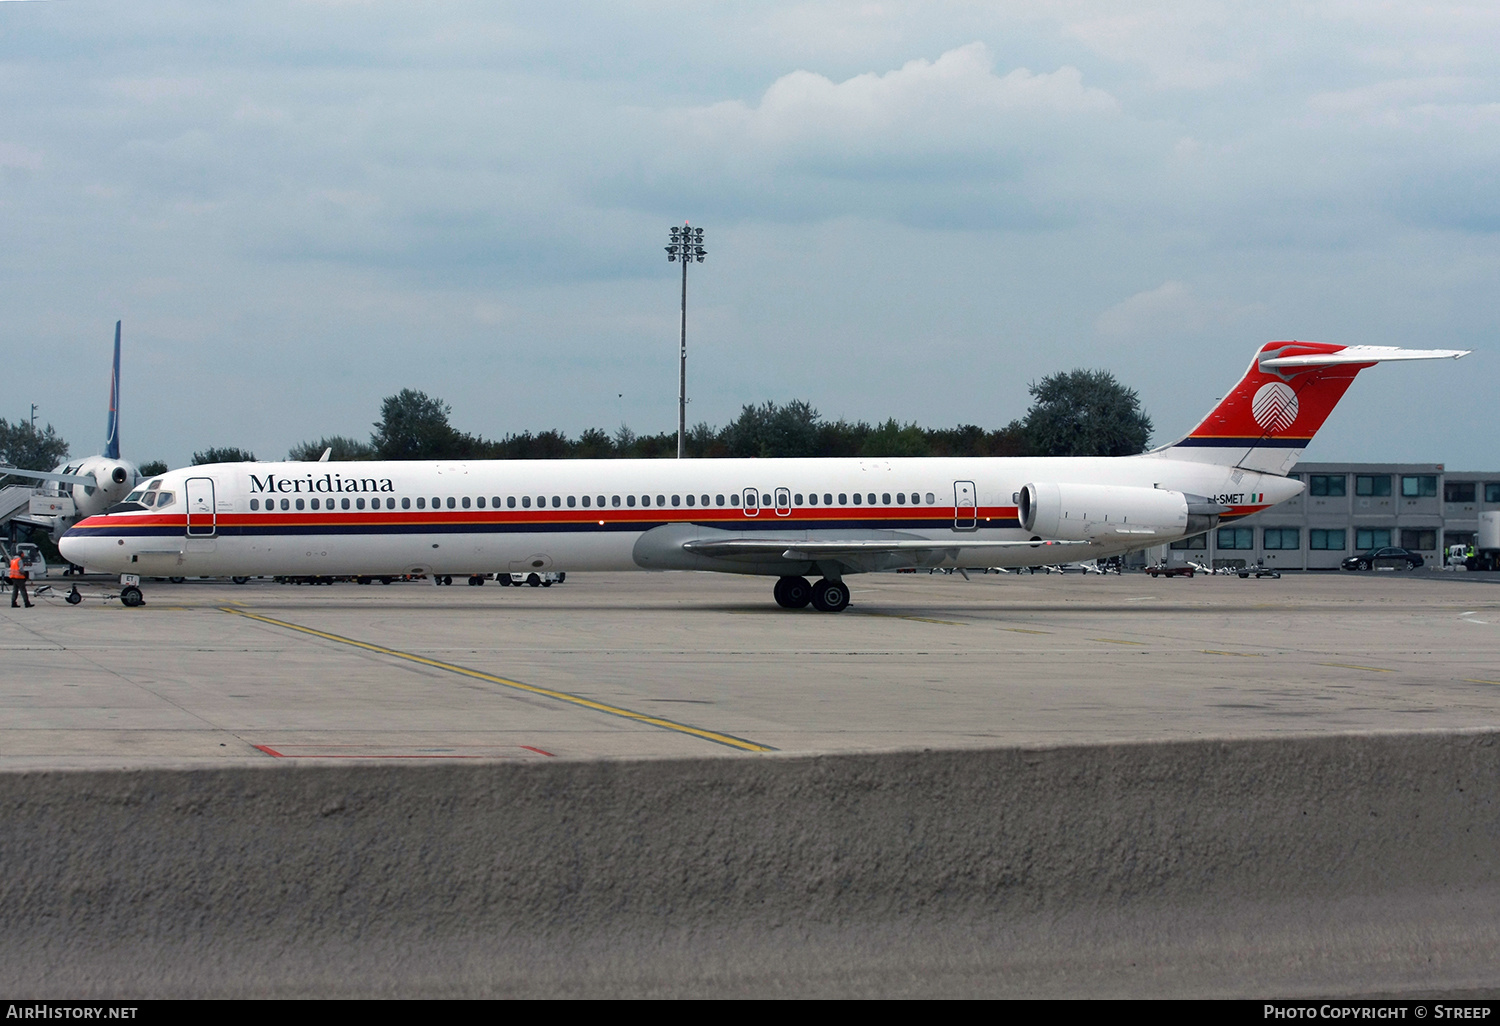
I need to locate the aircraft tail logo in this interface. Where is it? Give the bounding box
[1250,381,1299,433]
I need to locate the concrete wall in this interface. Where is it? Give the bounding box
[2,731,1497,997]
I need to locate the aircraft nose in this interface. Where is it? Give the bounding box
[58,530,110,570]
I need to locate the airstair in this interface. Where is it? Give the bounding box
[0,484,36,528]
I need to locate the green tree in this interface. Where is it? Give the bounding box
[723,400,822,458]
[0,419,70,484]
[860,418,930,457]
[192,447,256,465]
[288,435,376,461]
[572,428,615,459]
[371,389,474,460]
[137,460,169,477]
[1021,369,1152,457]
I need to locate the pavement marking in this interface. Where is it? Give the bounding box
[1000,627,1052,635]
[859,612,967,626]
[1463,679,1500,686]
[253,744,555,760]
[219,607,776,753]
[1203,650,1265,657]
[1317,662,1395,673]
[1092,638,1146,646]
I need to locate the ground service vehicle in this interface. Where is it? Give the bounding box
[1463,511,1500,571]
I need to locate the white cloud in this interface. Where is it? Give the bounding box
[1095,280,1263,338]
[668,43,1119,173]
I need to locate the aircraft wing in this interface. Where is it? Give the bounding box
[682,537,1075,559]
[0,468,95,486]
[1259,345,1470,369]
[0,466,95,486]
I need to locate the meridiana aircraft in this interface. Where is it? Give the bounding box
[2,322,140,541]
[59,341,1467,610]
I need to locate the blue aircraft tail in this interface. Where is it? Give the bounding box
[103,321,120,460]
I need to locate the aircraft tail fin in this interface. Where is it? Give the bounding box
[104,321,120,460]
[1154,341,1469,475]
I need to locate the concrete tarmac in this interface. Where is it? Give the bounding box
[3,569,1498,767]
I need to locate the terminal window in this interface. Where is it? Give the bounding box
[1263,528,1300,550]
[1217,527,1254,550]
[1444,482,1476,503]
[1355,528,1392,550]
[1355,475,1391,497]
[1169,533,1207,550]
[1309,475,1346,496]
[1401,475,1438,498]
[1310,529,1346,550]
[1487,483,1500,503]
[1400,529,1437,551]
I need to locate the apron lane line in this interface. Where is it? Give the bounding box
[219,607,776,753]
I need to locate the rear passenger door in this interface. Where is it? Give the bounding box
[953,480,977,530]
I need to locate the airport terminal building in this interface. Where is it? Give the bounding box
[1146,462,1500,570]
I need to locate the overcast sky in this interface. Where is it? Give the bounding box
[2,1,1495,469]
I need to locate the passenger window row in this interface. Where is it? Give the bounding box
[248,490,943,512]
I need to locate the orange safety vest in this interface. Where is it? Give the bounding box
[8,556,21,580]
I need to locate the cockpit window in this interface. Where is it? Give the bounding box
[125,490,146,503]
[153,491,175,508]
[146,479,162,491]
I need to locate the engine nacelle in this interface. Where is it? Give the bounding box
[1018,482,1189,542]
[62,457,139,521]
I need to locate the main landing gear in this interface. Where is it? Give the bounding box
[773,575,849,613]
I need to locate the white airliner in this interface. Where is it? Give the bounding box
[59,341,1467,610]
[3,322,140,540]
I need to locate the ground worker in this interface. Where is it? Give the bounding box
[9,552,33,609]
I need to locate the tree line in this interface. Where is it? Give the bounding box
[3,368,1153,478]
[276,369,1151,462]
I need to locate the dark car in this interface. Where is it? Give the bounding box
[1341,547,1424,571]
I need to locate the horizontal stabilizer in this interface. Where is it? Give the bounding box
[1260,345,1470,370]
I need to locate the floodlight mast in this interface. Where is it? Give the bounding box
[665,224,706,458]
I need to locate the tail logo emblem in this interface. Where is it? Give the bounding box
[1251,381,1298,433]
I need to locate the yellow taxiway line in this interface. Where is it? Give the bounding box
[218,607,776,753]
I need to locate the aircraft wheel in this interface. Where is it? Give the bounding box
[810,578,850,613]
[773,575,812,609]
[120,586,144,608]
[443,575,453,585]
